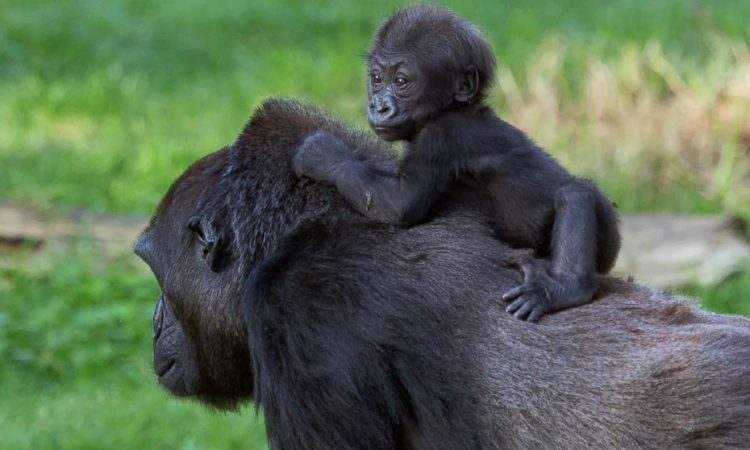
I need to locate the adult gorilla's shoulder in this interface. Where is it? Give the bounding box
[136,98,750,449]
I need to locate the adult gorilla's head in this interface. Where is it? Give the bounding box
[133,100,379,408]
[134,150,253,408]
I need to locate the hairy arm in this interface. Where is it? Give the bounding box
[293,130,451,226]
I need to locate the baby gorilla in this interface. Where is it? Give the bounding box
[293,6,620,322]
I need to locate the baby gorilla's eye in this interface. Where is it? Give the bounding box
[394,77,408,87]
[371,74,382,84]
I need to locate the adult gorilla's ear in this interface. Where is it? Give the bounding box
[187,215,229,272]
[454,65,479,103]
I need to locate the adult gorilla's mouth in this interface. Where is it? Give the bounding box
[154,358,176,378]
[151,293,199,395]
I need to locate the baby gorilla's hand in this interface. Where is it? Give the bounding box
[501,261,596,323]
[292,130,351,182]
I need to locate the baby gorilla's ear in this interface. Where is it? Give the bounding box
[454,65,479,103]
[187,215,230,272]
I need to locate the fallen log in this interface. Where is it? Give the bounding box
[612,213,750,287]
[0,202,748,288]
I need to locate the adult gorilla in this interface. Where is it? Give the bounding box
[135,98,750,449]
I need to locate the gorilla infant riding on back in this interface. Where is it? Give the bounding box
[293,6,621,322]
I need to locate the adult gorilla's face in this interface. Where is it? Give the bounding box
[132,98,372,411]
[134,151,254,410]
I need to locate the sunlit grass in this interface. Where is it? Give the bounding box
[1,0,749,215]
[681,271,750,317]
[492,37,750,221]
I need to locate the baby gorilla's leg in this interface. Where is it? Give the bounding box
[502,183,602,322]
[502,260,596,323]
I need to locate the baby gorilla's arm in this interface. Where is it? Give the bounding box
[293,130,449,227]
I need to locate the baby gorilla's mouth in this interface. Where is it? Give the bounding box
[371,123,413,142]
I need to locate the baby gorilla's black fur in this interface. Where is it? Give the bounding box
[294,6,621,322]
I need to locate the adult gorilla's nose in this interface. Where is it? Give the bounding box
[153,294,165,340]
[133,233,152,260]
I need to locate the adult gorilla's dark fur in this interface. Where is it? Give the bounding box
[135,98,750,449]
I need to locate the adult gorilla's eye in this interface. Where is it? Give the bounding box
[394,77,408,87]
[370,74,382,84]
[187,217,208,245]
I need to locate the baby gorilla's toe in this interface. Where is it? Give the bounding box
[504,287,550,323]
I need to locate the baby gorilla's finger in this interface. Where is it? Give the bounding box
[527,307,543,324]
[512,301,534,321]
[292,144,320,177]
[520,262,538,279]
[502,285,525,302]
[505,297,526,314]
[292,157,307,177]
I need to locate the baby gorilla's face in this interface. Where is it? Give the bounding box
[366,55,425,142]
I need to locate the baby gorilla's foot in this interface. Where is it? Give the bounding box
[502,285,551,323]
[501,261,596,323]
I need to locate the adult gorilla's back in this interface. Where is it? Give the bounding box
[135,98,750,449]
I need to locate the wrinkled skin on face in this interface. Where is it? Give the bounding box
[366,54,424,141]
[150,294,199,395]
[134,152,254,409]
[365,7,495,142]
[366,54,469,142]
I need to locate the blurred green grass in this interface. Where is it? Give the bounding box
[2,0,749,213]
[1,1,749,449]
[2,373,267,449]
